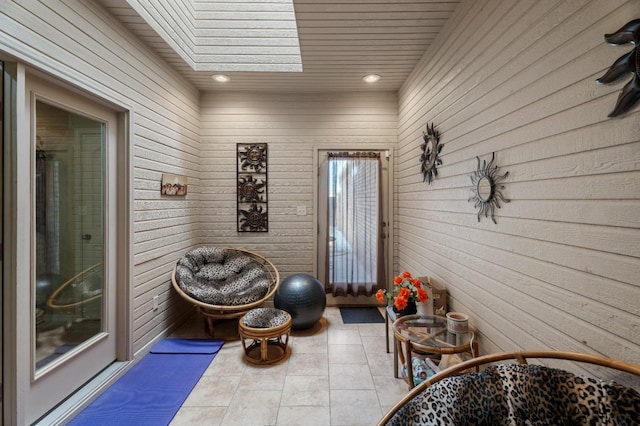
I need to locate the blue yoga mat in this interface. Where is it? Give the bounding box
[69,338,223,426]
[151,338,223,354]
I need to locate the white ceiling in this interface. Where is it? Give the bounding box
[98,0,461,93]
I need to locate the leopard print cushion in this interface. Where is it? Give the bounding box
[175,247,270,306]
[242,308,290,329]
[387,364,640,425]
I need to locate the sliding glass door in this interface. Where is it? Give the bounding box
[22,75,119,424]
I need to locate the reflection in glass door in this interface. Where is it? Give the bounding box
[34,100,105,371]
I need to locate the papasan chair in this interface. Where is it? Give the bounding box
[171,246,280,338]
[379,350,640,426]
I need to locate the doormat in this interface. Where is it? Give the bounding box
[68,338,223,426]
[339,307,385,324]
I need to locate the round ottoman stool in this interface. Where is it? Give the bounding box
[239,308,292,365]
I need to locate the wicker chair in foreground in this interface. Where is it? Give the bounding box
[379,350,640,426]
[171,246,280,338]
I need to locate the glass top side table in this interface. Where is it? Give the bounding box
[392,314,478,388]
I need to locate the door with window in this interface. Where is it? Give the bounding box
[317,149,390,301]
[21,76,118,423]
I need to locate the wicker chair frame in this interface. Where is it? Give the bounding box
[378,350,640,426]
[171,247,280,338]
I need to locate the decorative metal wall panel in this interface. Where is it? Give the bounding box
[237,143,268,232]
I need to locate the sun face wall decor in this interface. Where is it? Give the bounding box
[468,152,510,224]
[596,19,640,117]
[238,203,269,232]
[238,175,266,202]
[239,143,268,172]
[237,143,268,232]
[420,123,443,185]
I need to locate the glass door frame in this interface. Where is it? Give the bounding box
[3,65,132,425]
[2,60,20,426]
[0,59,5,426]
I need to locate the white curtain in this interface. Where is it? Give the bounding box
[325,152,385,297]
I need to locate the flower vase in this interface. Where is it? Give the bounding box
[393,300,417,317]
[417,299,433,316]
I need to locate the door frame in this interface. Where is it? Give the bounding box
[312,144,394,306]
[3,64,132,425]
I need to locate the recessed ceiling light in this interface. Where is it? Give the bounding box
[362,74,381,83]
[212,74,231,83]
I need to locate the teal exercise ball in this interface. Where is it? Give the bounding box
[274,273,326,329]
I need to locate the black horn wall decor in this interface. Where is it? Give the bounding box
[596,19,640,117]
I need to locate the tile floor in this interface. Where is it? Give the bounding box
[169,306,410,426]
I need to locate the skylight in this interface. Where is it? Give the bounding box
[125,0,302,72]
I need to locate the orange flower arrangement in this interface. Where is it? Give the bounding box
[376,271,428,311]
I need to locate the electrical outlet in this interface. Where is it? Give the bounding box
[152,295,159,311]
[296,206,307,216]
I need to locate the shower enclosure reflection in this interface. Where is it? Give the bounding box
[34,100,105,371]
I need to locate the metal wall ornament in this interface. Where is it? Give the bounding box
[238,175,266,202]
[596,19,640,118]
[239,143,268,172]
[420,123,443,184]
[468,152,510,224]
[237,143,268,232]
[239,203,268,232]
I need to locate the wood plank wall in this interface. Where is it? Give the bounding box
[397,0,640,371]
[0,0,202,353]
[4,0,638,371]
[199,91,398,278]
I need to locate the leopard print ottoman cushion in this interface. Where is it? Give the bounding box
[387,363,640,425]
[242,308,290,329]
[175,247,270,306]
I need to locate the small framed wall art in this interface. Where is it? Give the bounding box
[161,173,188,196]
